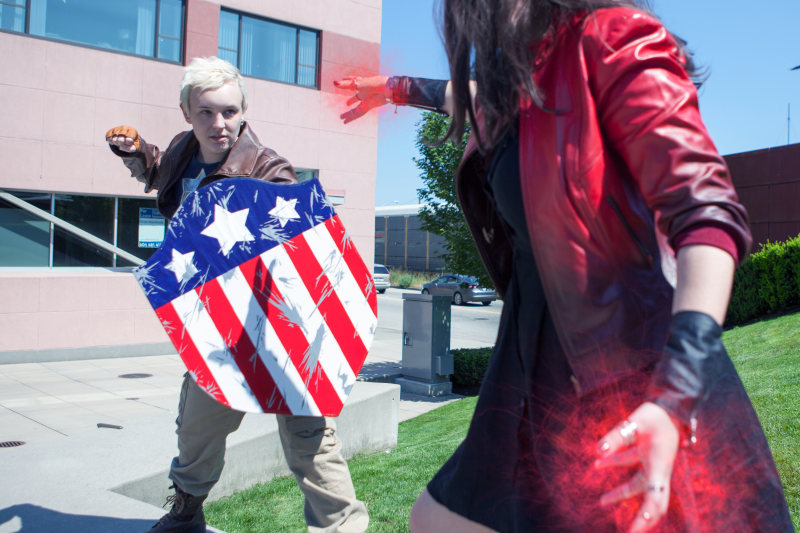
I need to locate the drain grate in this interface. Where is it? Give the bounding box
[0,441,25,448]
[118,373,152,379]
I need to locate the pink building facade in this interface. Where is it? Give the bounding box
[0,0,381,360]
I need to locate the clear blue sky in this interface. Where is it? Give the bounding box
[373,0,800,206]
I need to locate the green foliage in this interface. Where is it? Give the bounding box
[727,235,800,326]
[451,347,493,387]
[204,313,800,531]
[414,112,493,288]
[206,396,480,533]
[387,268,439,289]
[723,312,800,528]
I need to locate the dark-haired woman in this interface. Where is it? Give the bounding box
[335,2,792,532]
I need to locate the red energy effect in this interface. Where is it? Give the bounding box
[476,367,784,532]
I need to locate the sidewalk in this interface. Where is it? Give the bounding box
[0,335,463,533]
[0,329,461,450]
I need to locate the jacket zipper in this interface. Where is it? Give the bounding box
[605,195,654,269]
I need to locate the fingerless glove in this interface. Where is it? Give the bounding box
[646,311,723,432]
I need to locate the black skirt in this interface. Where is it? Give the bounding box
[426,127,793,532]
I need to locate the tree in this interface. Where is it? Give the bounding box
[414,111,493,288]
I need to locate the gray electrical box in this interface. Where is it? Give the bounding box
[401,293,453,384]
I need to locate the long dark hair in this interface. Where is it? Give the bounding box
[438,0,700,151]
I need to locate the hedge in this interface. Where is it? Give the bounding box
[727,234,800,326]
[452,347,493,388]
[449,235,800,387]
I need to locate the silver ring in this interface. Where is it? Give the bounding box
[616,420,638,447]
[647,482,666,493]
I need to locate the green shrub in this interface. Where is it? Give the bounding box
[451,347,493,387]
[387,268,441,289]
[393,272,414,289]
[727,234,800,326]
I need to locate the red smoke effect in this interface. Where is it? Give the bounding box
[321,37,432,133]
[476,365,785,532]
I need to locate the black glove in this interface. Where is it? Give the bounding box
[387,77,449,114]
[646,311,723,431]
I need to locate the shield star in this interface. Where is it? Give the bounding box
[201,204,255,255]
[268,196,300,227]
[165,249,199,288]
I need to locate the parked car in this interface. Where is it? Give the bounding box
[373,264,391,293]
[421,275,497,305]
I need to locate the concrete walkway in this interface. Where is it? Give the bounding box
[0,350,462,451]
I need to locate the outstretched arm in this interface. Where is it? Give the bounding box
[334,76,477,122]
[106,125,174,193]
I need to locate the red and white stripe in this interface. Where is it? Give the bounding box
[157,219,377,415]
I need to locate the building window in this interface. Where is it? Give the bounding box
[0,192,50,267]
[5,0,184,63]
[53,194,115,267]
[218,9,319,88]
[116,197,162,267]
[0,191,163,268]
[0,0,25,33]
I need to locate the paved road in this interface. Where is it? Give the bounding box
[360,287,502,380]
[378,287,503,348]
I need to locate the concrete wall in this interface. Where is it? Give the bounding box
[725,143,800,251]
[0,0,380,355]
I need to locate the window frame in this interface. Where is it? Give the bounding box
[1,190,164,269]
[0,0,185,66]
[218,7,321,90]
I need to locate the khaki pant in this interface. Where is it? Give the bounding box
[168,374,369,533]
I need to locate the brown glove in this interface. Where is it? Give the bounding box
[105,125,140,152]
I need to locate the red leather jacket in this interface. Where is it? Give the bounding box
[456,8,752,395]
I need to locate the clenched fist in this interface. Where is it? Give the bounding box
[105,125,140,153]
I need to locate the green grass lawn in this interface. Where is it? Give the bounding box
[723,312,800,528]
[206,312,800,532]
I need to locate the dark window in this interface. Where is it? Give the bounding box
[0,192,51,267]
[13,0,185,63]
[218,9,319,88]
[116,198,162,267]
[374,266,389,274]
[53,194,114,267]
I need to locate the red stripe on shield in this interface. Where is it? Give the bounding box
[283,233,368,375]
[155,302,230,408]
[197,279,292,415]
[238,255,344,415]
[325,216,378,317]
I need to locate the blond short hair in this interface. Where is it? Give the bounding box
[180,57,248,113]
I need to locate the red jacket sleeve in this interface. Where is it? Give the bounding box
[582,8,752,263]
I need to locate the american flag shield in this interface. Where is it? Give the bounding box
[133,178,378,416]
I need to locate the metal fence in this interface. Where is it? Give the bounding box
[375,214,447,271]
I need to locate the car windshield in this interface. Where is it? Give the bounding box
[374,266,389,274]
[458,276,479,285]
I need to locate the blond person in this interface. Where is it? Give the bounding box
[108,57,368,533]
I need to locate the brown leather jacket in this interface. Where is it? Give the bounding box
[110,122,297,219]
[457,8,752,395]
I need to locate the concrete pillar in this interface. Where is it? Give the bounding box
[426,231,430,271]
[404,215,408,270]
[384,217,388,266]
[184,0,220,65]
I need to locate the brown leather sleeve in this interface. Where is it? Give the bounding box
[585,8,752,262]
[252,154,298,185]
[109,133,184,193]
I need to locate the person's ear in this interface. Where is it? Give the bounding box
[180,104,192,124]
